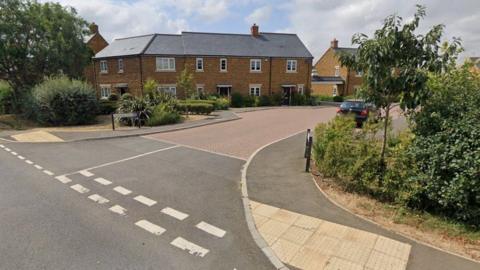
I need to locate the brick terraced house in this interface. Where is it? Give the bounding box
[311,38,362,96]
[90,24,313,104]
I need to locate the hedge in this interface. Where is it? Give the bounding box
[176,102,214,114]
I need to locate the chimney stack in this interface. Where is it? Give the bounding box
[251,23,259,37]
[89,22,99,35]
[331,38,338,49]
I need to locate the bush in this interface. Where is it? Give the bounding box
[230,92,244,107]
[333,95,344,102]
[184,98,229,110]
[147,104,182,126]
[30,76,98,125]
[98,100,118,115]
[176,102,214,114]
[271,93,283,106]
[291,94,307,106]
[0,81,13,114]
[243,95,257,107]
[258,95,272,106]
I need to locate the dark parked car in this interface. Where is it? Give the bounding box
[337,100,370,127]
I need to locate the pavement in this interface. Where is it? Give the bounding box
[246,132,480,270]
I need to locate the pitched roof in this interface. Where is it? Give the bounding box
[95,34,155,58]
[94,31,313,58]
[333,47,357,55]
[312,75,344,83]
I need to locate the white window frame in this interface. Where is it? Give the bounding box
[118,59,124,73]
[332,85,338,96]
[297,84,304,94]
[196,84,205,96]
[286,59,297,73]
[157,84,177,96]
[100,60,108,74]
[220,58,227,72]
[100,84,111,99]
[250,59,261,72]
[196,58,204,72]
[156,57,175,72]
[249,84,261,96]
[334,66,340,77]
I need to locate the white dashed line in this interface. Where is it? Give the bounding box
[88,194,110,204]
[133,195,157,207]
[93,177,112,186]
[4,148,10,151]
[43,170,54,176]
[11,151,17,155]
[161,207,189,221]
[17,155,25,160]
[170,237,209,257]
[25,160,34,164]
[196,221,226,238]
[55,175,72,184]
[135,220,166,235]
[113,186,132,195]
[34,165,43,170]
[79,170,94,177]
[109,205,127,216]
[0,144,4,148]
[70,184,90,194]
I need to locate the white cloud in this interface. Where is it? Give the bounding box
[245,5,273,25]
[161,0,232,23]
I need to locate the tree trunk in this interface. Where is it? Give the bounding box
[380,104,390,176]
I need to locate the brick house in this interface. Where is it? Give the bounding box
[84,23,109,84]
[311,39,362,96]
[90,24,313,104]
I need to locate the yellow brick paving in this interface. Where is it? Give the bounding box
[11,130,64,142]
[250,200,411,270]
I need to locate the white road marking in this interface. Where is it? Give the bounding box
[109,205,127,216]
[79,170,94,177]
[11,151,17,155]
[17,155,25,160]
[34,164,43,170]
[94,177,112,186]
[0,144,4,148]
[170,237,209,257]
[88,194,110,204]
[135,220,166,235]
[196,221,226,238]
[4,148,10,151]
[70,184,89,194]
[113,186,132,195]
[25,160,34,164]
[55,175,72,184]
[161,207,189,221]
[43,170,54,176]
[133,195,157,207]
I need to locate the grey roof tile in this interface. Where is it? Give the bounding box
[144,34,184,55]
[94,34,155,58]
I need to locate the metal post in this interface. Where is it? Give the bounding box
[304,129,311,158]
[305,136,313,172]
[111,114,115,131]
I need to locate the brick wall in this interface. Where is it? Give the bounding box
[93,55,312,99]
[85,33,109,86]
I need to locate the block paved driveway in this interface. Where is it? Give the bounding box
[0,107,337,270]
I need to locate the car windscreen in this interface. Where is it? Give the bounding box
[340,101,366,109]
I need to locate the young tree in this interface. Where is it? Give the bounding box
[338,5,461,170]
[177,67,195,99]
[0,0,92,111]
[143,78,159,96]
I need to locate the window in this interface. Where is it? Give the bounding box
[334,66,340,76]
[196,58,204,71]
[250,59,261,72]
[332,85,338,96]
[100,85,111,99]
[156,57,175,71]
[196,84,205,96]
[118,59,124,73]
[220,58,227,72]
[100,60,108,73]
[297,84,304,94]
[249,84,261,96]
[356,70,363,77]
[157,85,176,96]
[286,60,297,72]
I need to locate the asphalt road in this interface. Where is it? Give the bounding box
[0,137,273,270]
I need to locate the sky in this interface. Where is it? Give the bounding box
[43,0,480,62]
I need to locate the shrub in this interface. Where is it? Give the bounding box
[333,95,344,102]
[30,76,98,125]
[0,81,13,114]
[108,93,119,101]
[292,94,307,106]
[313,95,335,102]
[147,104,182,126]
[243,95,256,107]
[258,95,271,106]
[230,92,244,107]
[176,102,214,114]
[271,93,283,106]
[98,100,118,115]
[213,98,229,110]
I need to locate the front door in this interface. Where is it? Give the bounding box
[282,87,293,105]
[217,87,231,97]
[118,87,128,96]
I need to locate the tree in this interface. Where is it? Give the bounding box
[177,67,195,99]
[0,0,92,111]
[143,78,159,96]
[338,5,461,171]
